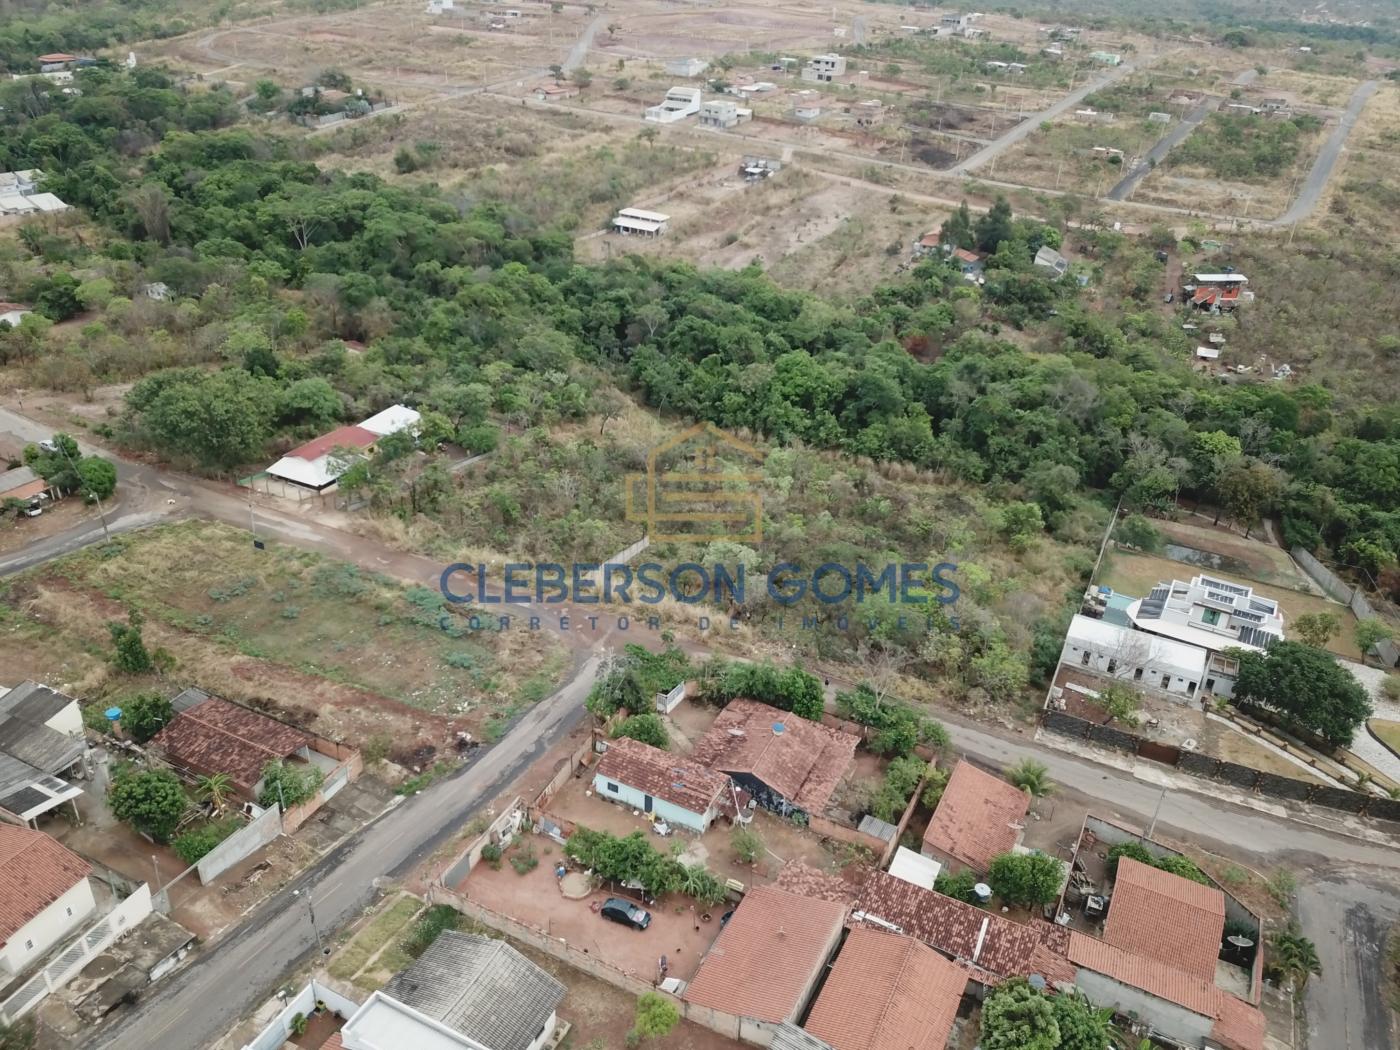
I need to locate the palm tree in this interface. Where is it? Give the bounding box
[196,772,234,815]
[1270,926,1322,991]
[1007,758,1054,798]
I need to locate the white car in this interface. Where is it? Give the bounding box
[23,504,42,517]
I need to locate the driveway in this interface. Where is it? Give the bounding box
[950,59,1144,175]
[1274,80,1378,227]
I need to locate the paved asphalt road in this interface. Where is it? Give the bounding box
[951,60,1142,175]
[1275,79,1379,227]
[5,403,1398,1047]
[93,654,601,1050]
[1108,98,1212,201]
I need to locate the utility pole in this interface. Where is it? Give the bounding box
[1143,786,1167,842]
[293,889,325,955]
[56,436,111,542]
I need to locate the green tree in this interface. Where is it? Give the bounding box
[587,664,650,719]
[934,867,981,904]
[612,713,670,750]
[76,456,117,500]
[258,761,324,809]
[127,369,275,471]
[974,196,1015,253]
[987,852,1064,908]
[998,501,1044,551]
[980,978,1059,1050]
[1098,683,1141,727]
[108,610,154,674]
[120,692,173,743]
[1105,841,1152,876]
[109,768,188,842]
[1213,458,1282,536]
[939,201,975,250]
[1115,514,1162,553]
[1051,991,1113,1050]
[1355,618,1395,660]
[1006,758,1054,797]
[631,992,680,1044]
[1232,641,1372,746]
[1294,612,1341,649]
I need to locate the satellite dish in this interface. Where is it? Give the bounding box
[1227,935,1254,948]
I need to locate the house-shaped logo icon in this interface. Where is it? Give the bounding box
[625,423,764,543]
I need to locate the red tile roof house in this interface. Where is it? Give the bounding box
[684,884,846,1037]
[1069,857,1264,1050]
[593,737,732,833]
[688,699,858,820]
[151,693,314,801]
[853,868,1077,990]
[920,759,1030,875]
[0,823,96,977]
[804,926,967,1050]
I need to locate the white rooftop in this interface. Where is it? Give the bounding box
[613,217,663,233]
[617,207,670,223]
[888,846,941,890]
[1067,614,1208,675]
[1192,273,1248,283]
[1196,346,1220,359]
[341,992,482,1050]
[360,403,421,436]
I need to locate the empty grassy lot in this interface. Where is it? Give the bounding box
[0,521,570,744]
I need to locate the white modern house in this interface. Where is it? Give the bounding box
[1059,614,1209,700]
[593,737,732,833]
[801,53,847,82]
[0,824,96,977]
[1125,574,1284,698]
[664,57,709,77]
[699,99,750,129]
[644,86,702,123]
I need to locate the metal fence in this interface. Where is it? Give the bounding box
[1292,547,1400,667]
[1041,710,1400,824]
[0,885,153,1023]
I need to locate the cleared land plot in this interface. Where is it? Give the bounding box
[991,115,1159,193]
[1097,548,1361,660]
[574,164,941,296]
[0,521,570,744]
[148,2,589,95]
[1131,111,1328,219]
[1148,517,1320,593]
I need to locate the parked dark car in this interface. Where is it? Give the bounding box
[600,897,651,930]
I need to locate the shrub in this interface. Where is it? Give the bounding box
[481,843,504,869]
[611,713,670,750]
[258,761,324,809]
[510,843,539,875]
[172,819,239,865]
[402,905,461,957]
[934,867,981,904]
[1106,841,1153,876]
[120,692,174,744]
[730,825,763,864]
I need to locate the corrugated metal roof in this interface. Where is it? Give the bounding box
[383,931,565,1050]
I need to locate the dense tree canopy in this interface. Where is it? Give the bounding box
[1231,641,1373,747]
